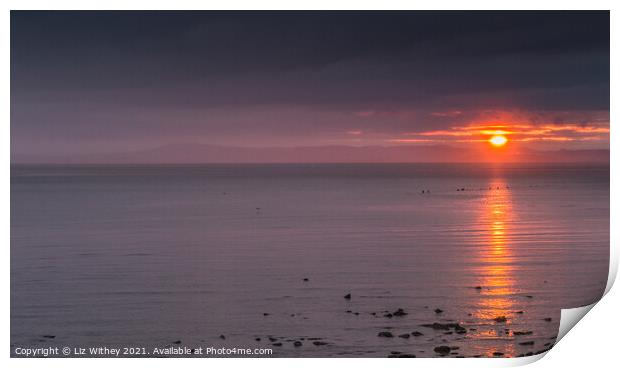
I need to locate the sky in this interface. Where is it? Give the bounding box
[11,11,610,162]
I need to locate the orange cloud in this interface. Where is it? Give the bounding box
[394,110,609,145]
[347,130,363,135]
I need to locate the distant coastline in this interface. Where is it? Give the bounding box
[10,144,610,165]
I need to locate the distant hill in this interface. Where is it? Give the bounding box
[11,144,610,164]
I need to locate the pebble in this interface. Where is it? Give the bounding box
[378,331,394,338]
[398,333,410,339]
[344,293,351,300]
[294,341,302,347]
[434,308,443,314]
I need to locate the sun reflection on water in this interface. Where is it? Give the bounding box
[472,180,518,356]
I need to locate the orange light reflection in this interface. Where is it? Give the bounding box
[472,180,517,357]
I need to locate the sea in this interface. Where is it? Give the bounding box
[10,163,609,357]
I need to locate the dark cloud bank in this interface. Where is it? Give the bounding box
[11,11,609,163]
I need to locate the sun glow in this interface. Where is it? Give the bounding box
[489,135,508,147]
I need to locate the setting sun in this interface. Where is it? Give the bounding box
[489,135,508,147]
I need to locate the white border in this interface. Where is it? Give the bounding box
[3,2,617,368]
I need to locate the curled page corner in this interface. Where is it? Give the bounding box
[505,303,599,365]
[523,249,615,363]
[557,303,597,342]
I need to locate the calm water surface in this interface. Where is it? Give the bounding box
[11,164,609,357]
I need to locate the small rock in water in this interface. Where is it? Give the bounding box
[398,333,410,339]
[493,352,504,357]
[344,293,351,300]
[493,316,508,323]
[312,341,328,346]
[172,340,181,344]
[255,337,261,341]
[303,278,309,282]
[393,308,408,316]
[513,331,533,336]
[263,313,270,316]
[421,322,465,331]
[346,310,352,313]
[543,317,552,322]
[268,337,278,342]
[434,308,444,314]
[378,331,394,338]
[389,353,416,358]
[42,335,56,339]
[519,341,535,346]
[272,342,282,346]
[384,313,393,318]
[475,286,482,290]
[353,312,359,315]
[293,341,302,347]
[434,346,451,355]
[411,331,424,336]
[219,335,226,340]
[515,310,524,314]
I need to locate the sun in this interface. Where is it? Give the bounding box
[489,135,508,147]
